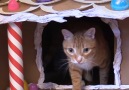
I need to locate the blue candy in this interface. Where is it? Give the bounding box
[111,0,129,10]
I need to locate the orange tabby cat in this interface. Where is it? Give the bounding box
[62,27,110,90]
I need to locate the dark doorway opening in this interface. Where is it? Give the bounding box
[42,17,114,85]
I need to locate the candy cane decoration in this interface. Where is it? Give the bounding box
[8,22,24,90]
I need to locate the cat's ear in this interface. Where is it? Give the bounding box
[84,28,96,39]
[62,29,73,40]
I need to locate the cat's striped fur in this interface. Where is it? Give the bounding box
[62,28,111,90]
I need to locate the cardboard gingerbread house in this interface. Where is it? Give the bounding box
[0,0,129,90]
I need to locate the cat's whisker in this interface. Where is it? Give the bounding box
[57,59,70,66]
[59,62,70,81]
[57,61,70,81]
[62,65,69,80]
[64,65,69,72]
[58,62,69,70]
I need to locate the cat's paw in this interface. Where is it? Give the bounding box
[72,81,84,90]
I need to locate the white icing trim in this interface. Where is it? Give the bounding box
[102,19,122,85]
[77,4,93,10]
[34,23,48,89]
[42,84,129,89]
[40,5,59,13]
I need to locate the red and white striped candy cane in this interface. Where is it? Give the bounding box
[8,22,24,90]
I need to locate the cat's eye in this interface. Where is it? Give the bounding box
[83,48,89,53]
[67,48,74,53]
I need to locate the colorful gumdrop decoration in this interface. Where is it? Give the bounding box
[8,0,20,11]
[111,0,129,10]
[29,83,38,90]
[36,0,52,3]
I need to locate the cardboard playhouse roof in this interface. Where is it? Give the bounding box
[0,0,129,24]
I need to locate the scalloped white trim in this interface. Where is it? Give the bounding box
[0,5,129,24]
[40,5,59,13]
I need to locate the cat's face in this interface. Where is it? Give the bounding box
[62,28,96,64]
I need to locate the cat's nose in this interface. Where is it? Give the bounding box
[76,56,82,63]
[77,59,82,63]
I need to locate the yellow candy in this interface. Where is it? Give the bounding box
[24,80,28,90]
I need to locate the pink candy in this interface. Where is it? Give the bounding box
[8,0,20,11]
[29,83,38,90]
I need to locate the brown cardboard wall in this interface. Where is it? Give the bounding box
[0,24,9,90]
[119,18,129,85]
[22,22,39,85]
[0,22,40,90]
